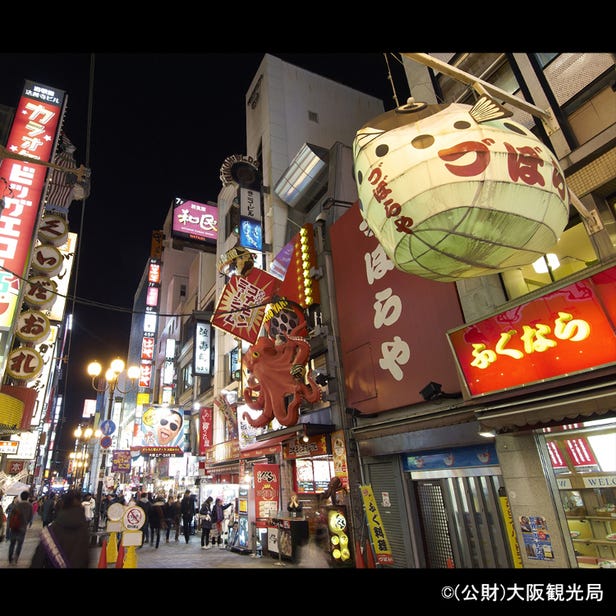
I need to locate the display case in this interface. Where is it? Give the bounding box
[267,516,309,562]
[559,475,616,568]
[545,417,616,569]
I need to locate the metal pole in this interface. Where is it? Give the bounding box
[90,379,115,544]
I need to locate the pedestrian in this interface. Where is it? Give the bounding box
[41,492,56,527]
[135,491,152,545]
[165,494,181,543]
[30,496,39,527]
[211,497,233,549]
[0,503,6,542]
[30,490,92,568]
[7,490,34,565]
[5,495,18,541]
[82,493,96,527]
[149,495,166,549]
[199,497,213,549]
[180,490,195,544]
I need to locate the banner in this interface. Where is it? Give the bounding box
[211,267,280,344]
[359,484,394,565]
[199,406,213,456]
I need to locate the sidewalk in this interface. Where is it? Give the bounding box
[1,516,330,569]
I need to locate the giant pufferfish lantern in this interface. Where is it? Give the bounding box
[352,96,571,282]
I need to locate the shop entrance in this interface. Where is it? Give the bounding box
[413,473,512,568]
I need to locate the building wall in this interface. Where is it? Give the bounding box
[496,433,577,568]
[244,53,384,259]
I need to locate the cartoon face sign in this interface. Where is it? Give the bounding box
[140,407,185,448]
[353,99,569,282]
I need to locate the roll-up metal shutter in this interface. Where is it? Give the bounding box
[363,456,414,568]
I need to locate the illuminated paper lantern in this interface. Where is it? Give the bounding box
[352,98,570,282]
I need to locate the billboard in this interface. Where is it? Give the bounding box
[171,197,218,245]
[329,203,464,415]
[0,80,66,335]
[448,264,616,397]
[133,405,187,457]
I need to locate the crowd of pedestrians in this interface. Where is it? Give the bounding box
[2,486,235,567]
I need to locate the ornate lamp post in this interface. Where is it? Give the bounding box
[70,425,100,492]
[87,358,139,540]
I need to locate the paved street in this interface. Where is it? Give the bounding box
[1,516,331,570]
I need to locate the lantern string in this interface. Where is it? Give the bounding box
[383,53,400,108]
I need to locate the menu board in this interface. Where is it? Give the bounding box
[296,458,335,493]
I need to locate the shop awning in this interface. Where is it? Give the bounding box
[474,376,616,432]
[239,433,294,459]
[204,462,239,476]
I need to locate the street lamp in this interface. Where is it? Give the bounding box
[87,357,139,540]
[70,425,101,492]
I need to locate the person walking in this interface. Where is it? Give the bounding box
[211,497,233,549]
[135,491,152,545]
[4,495,18,542]
[0,503,6,542]
[149,495,166,549]
[41,493,57,527]
[7,490,34,565]
[180,490,195,544]
[165,494,181,543]
[30,490,92,568]
[82,493,96,528]
[199,497,213,549]
[30,496,39,527]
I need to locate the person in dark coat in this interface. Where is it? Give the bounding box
[30,490,92,568]
[180,490,195,544]
[199,497,213,549]
[135,491,152,545]
[8,491,34,565]
[149,496,166,549]
[211,497,233,548]
[164,494,181,543]
[41,493,57,527]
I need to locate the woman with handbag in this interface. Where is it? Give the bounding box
[199,497,213,549]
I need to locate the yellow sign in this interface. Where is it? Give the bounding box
[498,487,523,568]
[359,484,394,566]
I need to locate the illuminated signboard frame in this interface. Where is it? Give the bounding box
[448,265,616,397]
[171,197,218,245]
[0,80,66,331]
[194,320,212,376]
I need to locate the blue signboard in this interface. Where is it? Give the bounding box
[100,419,116,436]
[402,443,498,472]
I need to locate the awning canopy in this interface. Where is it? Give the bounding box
[475,377,616,432]
[239,433,293,459]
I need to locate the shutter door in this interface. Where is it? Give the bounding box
[364,457,412,568]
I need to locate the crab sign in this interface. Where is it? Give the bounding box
[242,323,321,428]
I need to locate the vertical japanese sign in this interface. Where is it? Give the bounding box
[253,463,280,524]
[330,203,463,414]
[498,487,523,568]
[359,484,394,565]
[0,81,65,369]
[199,406,213,456]
[331,429,349,490]
[194,320,211,375]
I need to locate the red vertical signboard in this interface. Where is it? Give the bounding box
[199,406,213,456]
[253,463,279,526]
[0,81,66,332]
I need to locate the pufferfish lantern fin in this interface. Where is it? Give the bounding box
[469,90,514,124]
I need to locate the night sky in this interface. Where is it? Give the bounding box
[0,52,410,463]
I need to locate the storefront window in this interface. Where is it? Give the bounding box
[544,416,616,568]
[295,457,335,493]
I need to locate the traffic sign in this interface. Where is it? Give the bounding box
[123,505,146,530]
[100,419,116,435]
[101,435,113,449]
